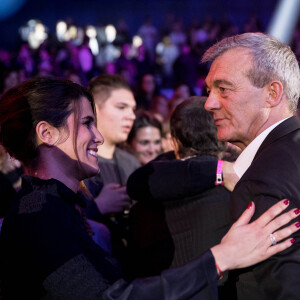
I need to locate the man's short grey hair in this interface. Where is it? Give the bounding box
[202,32,300,112]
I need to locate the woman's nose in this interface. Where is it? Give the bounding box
[94,126,104,145]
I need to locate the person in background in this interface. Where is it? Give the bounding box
[126,110,163,165]
[149,93,169,123]
[0,77,299,300]
[126,97,231,288]
[0,145,17,229]
[167,82,194,119]
[0,67,21,96]
[161,120,174,153]
[84,74,141,268]
[134,73,161,110]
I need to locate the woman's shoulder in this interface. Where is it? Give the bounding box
[12,176,75,215]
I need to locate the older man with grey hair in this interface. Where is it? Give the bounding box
[203,32,300,299]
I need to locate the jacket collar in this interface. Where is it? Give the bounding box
[255,116,300,159]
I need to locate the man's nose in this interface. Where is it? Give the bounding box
[204,91,220,111]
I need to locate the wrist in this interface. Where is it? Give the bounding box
[210,244,229,275]
[215,263,224,280]
[95,195,106,215]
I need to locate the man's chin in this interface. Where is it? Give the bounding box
[116,135,128,144]
[217,134,228,142]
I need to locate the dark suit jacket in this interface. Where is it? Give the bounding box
[230,116,300,300]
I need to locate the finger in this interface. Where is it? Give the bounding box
[231,201,255,228]
[255,199,290,227]
[265,237,296,258]
[265,207,300,235]
[269,221,300,244]
[105,183,121,189]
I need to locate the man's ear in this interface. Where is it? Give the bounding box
[36,121,59,146]
[266,81,284,107]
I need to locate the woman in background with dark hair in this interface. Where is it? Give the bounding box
[0,79,299,299]
[127,110,163,165]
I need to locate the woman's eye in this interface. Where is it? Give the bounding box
[83,121,92,128]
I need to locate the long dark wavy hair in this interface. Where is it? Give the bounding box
[170,96,226,158]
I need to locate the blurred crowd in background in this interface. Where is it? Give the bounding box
[2,12,300,99]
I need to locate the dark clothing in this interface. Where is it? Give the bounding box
[230,116,300,300]
[104,250,220,300]
[0,175,122,299]
[84,147,140,273]
[127,154,231,282]
[127,151,217,202]
[0,171,16,218]
[0,175,221,300]
[85,147,141,214]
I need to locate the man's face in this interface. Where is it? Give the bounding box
[94,88,136,146]
[204,48,269,150]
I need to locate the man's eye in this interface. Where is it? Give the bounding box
[206,89,211,95]
[219,87,227,92]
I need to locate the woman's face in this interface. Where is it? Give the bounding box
[57,97,104,180]
[130,126,162,165]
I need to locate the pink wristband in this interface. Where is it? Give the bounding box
[215,160,224,186]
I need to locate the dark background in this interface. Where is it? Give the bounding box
[0,0,279,50]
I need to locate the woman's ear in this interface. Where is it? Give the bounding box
[36,121,59,146]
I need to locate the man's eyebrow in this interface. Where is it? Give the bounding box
[213,79,234,87]
[205,79,234,88]
[116,101,136,109]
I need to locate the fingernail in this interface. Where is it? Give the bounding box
[290,238,295,244]
[247,202,253,209]
[284,199,289,205]
[294,209,300,215]
[296,222,300,228]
